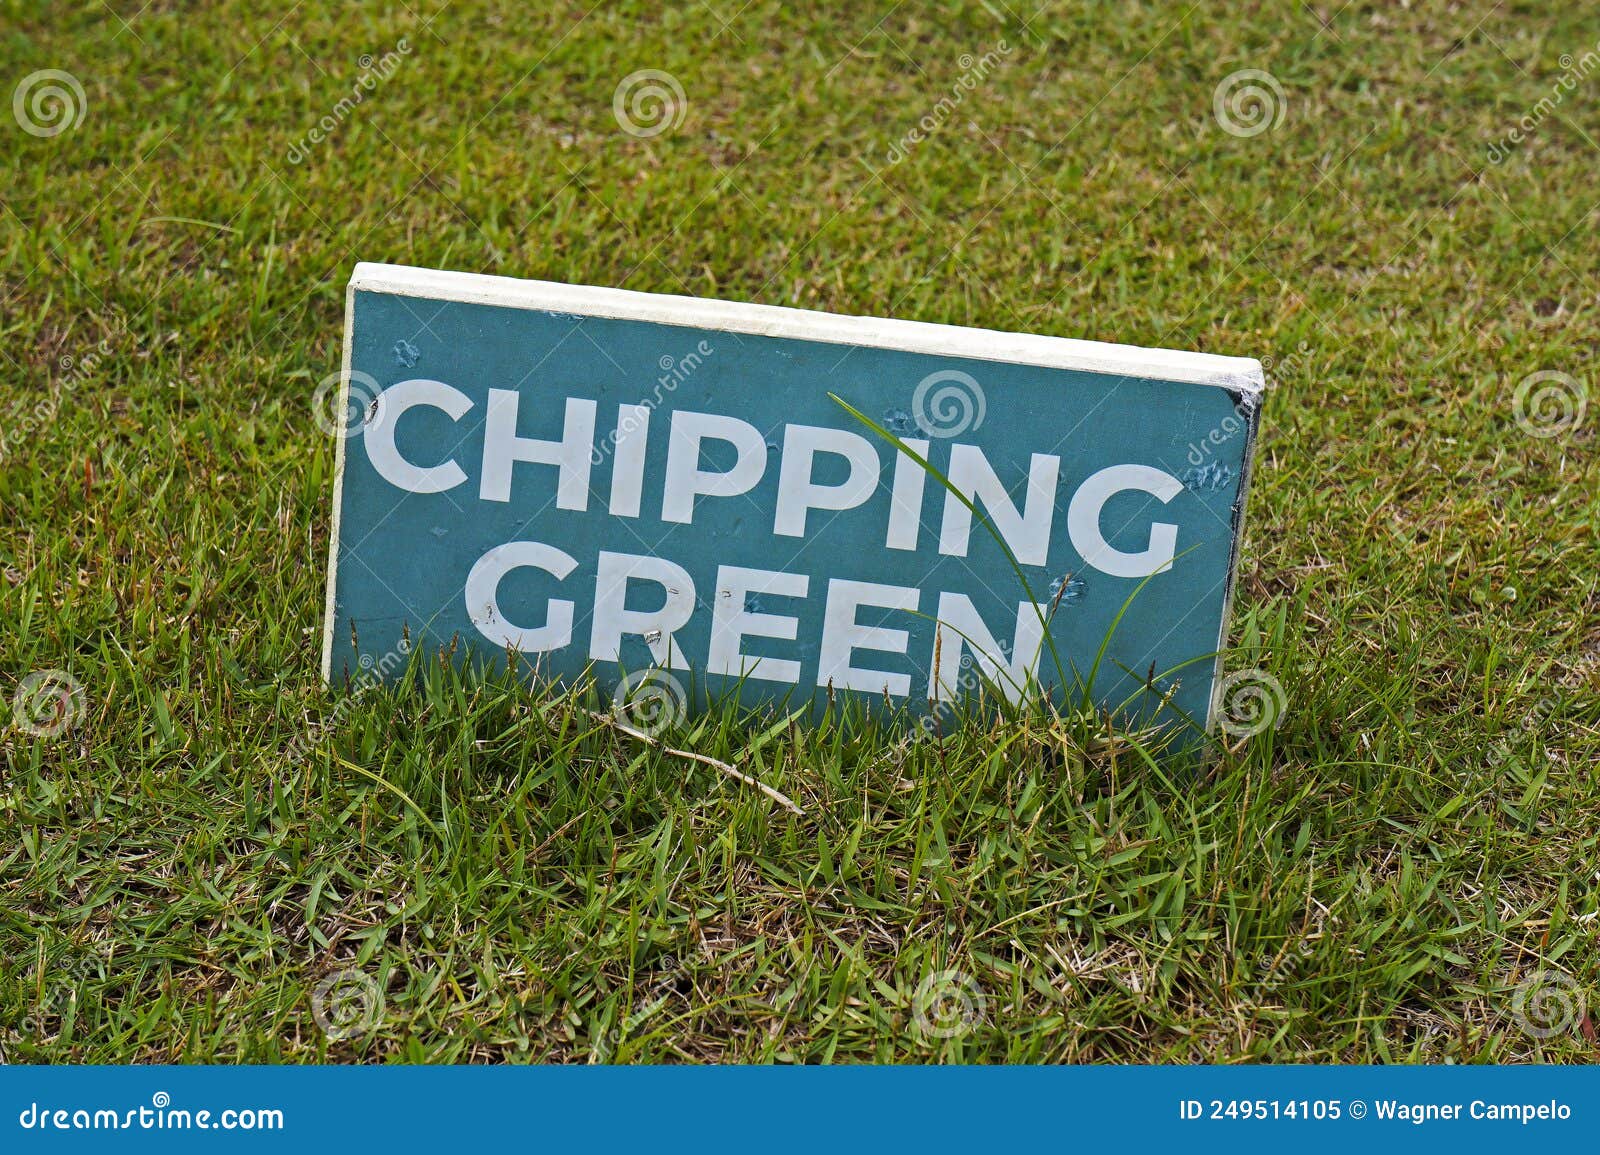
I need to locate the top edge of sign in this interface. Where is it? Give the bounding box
[348,263,1264,394]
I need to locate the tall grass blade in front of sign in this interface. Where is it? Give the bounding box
[828,395,1067,691]
[830,393,1188,745]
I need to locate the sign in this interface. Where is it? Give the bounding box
[322,263,1261,736]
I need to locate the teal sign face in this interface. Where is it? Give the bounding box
[323,264,1261,734]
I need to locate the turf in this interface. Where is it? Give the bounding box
[2,0,1598,1062]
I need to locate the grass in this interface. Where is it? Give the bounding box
[2,0,1598,1062]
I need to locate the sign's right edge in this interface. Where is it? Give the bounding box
[1202,381,1266,738]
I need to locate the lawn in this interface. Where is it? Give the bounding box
[2,0,1597,1062]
